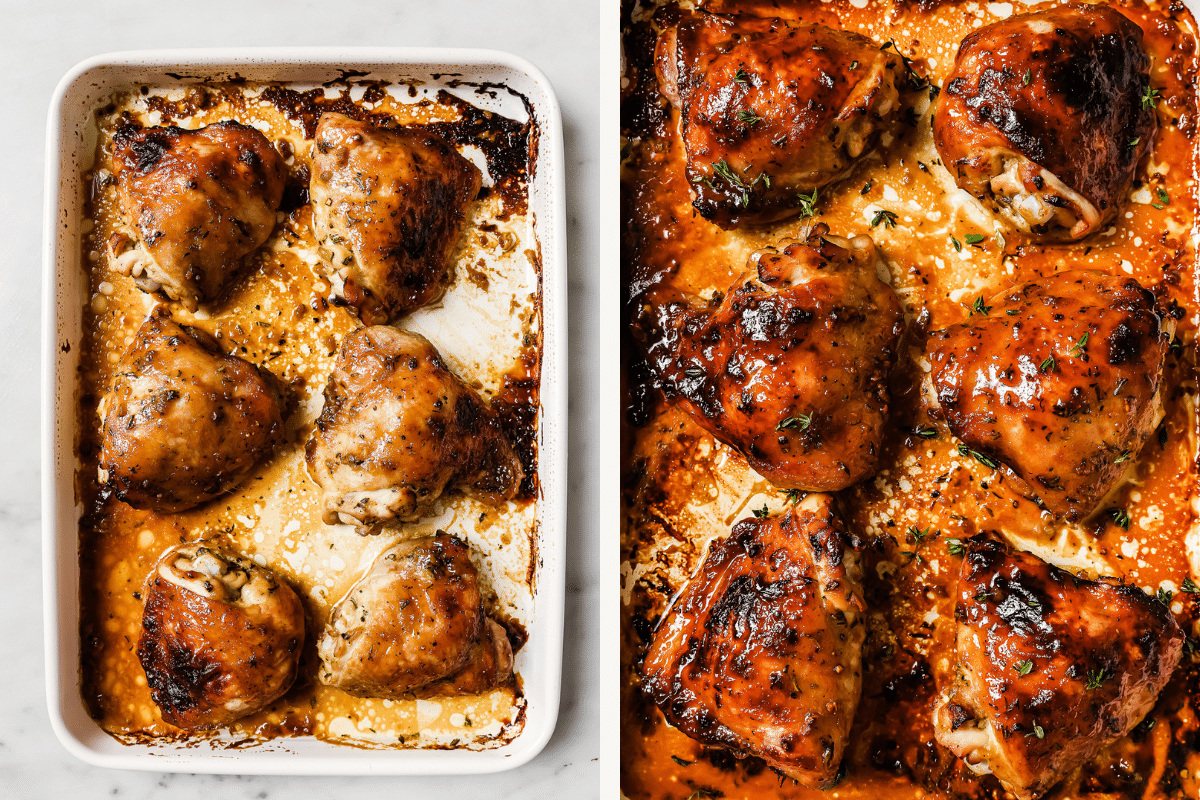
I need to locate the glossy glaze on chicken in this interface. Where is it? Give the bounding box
[651,225,903,491]
[97,308,288,513]
[138,542,305,730]
[933,536,1184,799]
[110,120,287,309]
[642,494,865,787]
[317,533,513,699]
[927,270,1172,521]
[656,11,904,228]
[934,4,1155,240]
[309,112,483,324]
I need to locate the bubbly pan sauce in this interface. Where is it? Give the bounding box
[621,0,1200,796]
[76,78,542,750]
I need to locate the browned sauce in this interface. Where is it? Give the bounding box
[621,0,1200,797]
[77,78,542,750]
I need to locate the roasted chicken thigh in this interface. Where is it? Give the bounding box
[934,4,1155,240]
[641,494,866,788]
[305,326,523,533]
[309,112,483,324]
[653,225,903,491]
[110,120,287,309]
[138,542,305,730]
[98,308,288,513]
[933,536,1183,799]
[317,533,513,699]
[928,270,1171,520]
[657,10,904,228]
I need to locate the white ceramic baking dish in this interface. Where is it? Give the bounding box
[41,48,566,775]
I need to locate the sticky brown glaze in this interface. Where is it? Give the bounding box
[305,326,523,533]
[927,270,1171,521]
[111,120,286,309]
[316,533,512,699]
[97,308,288,513]
[934,3,1155,240]
[657,10,905,228]
[641,494,866,788]
[933,535,1184,799]
[651,225,904,491]
[138,542,305,730]
[309,112,483,324]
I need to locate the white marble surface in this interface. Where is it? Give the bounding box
[0,0,603,796]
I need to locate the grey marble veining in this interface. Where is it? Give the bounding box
[0,0,602,796]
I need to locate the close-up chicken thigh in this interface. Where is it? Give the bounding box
[309,112,483,324]
[933,536,1184,799]
[137,541,306,730]
[934,3,1155,240]
[656,10,905,228]
[927,270,1171,521]
[652,225,903,491]
[110,120,287,309]
[305,326,523,533]
[317,533,513,699]
[641,493,866,788]
[97,308,288,513]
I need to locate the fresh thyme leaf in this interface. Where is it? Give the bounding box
[871,208,898,229]
[1085,668,1108,690]
[946,538,966,556]
[1183,577,1200,594]
[908,525,932,543]
[1023,68,1031,86]
[1158,587,1174,605]
[709,158,768,208]
[671,755,693,767]
[797,188,819,219]
[783,488,803,504]
[1027,723,1045,740]
[777,412,814,431]
[970,296,991,316]
[950,236,962,252]
[1142,85,1161,110]
[1015,660,1034,676]
[910,424,937,439]
[929,84,940,102]
[1157,186,1170,206]
[861,179,873,195]
[1040,355,1056,373]
[1113,450,1131,464]
[1129,137,1141,147]
[850,60,859,69]
[734,68,750,85]
[957,443,999,470]
[964,233,986,245]
[737,109,762,127]
[753,504,770,519]
[1069,331,1089,356]
[1107,507,1131,530]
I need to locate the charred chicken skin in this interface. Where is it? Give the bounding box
[933,536,1183,799]
[98,308,288,513]
[110,120,287,309]
[934,4,1155,240]
[641,494,866,788]
[653,225,903,491]
[317,533,513,699]
[138,542,305,730]
[309,112,483,324]
[305,326,523,533]
[656,10,904,228]
[927,270,1171,521]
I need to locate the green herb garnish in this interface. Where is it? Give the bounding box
[871,208,898,229]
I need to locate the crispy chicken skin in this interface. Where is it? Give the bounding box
[656,10,904,228]
[933,536,1183,799]
[317,533,513,699]
[309,112,483,324]
[653,225,903,491]
[137,542,305,730]
[97,308,287,513]
[110,120,286,309]
[933,4,1155,240]
[641,494,866,788]
[305,326,523,533]
[927,270,1171,521]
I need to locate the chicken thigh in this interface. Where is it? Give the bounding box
[933,536,1183,799]
[317,533,513,699]
[653,225,903,491]
[656,10,905,228]
[309,112,483,324]
[110,120,287,309]
[641,494,866,788]
[934,4,1155,240]
[98,308,288,513]
[138,541,305,730]
[927,270,1171,521]
[305,326,523,533]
